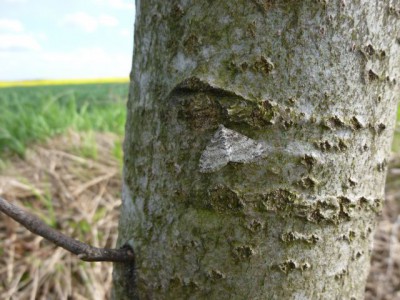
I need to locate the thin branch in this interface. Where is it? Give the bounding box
[0,196,134,262]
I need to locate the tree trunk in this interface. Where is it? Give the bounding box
[113,1,400,299]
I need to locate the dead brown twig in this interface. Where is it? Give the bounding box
[0,196,134,263]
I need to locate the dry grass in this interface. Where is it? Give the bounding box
[366,154,400,299]
[0,130,122,299]
[0,131,400,299]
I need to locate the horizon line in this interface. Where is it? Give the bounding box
[0,77,130,88]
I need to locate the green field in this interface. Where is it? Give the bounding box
[0,83,128,161]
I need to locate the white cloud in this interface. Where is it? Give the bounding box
[93,0,134,10]
[0,33,41,51]
[98,14,119,27]
[0,19,24,32]
[0,19,44,52]
[108,0,134,9]
[42,47,109,63]
[0,18,42,52]
[0,47,131,80]
[119,28,131,37]
[62,12,120,33]
[1,0,27,3]
[62,12,98,33]
[36,32,47,41]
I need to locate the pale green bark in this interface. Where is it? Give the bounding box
[113,1,400,299]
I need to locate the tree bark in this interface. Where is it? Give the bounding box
[113,1,400,299]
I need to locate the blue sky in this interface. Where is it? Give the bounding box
[0,0,135,80]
